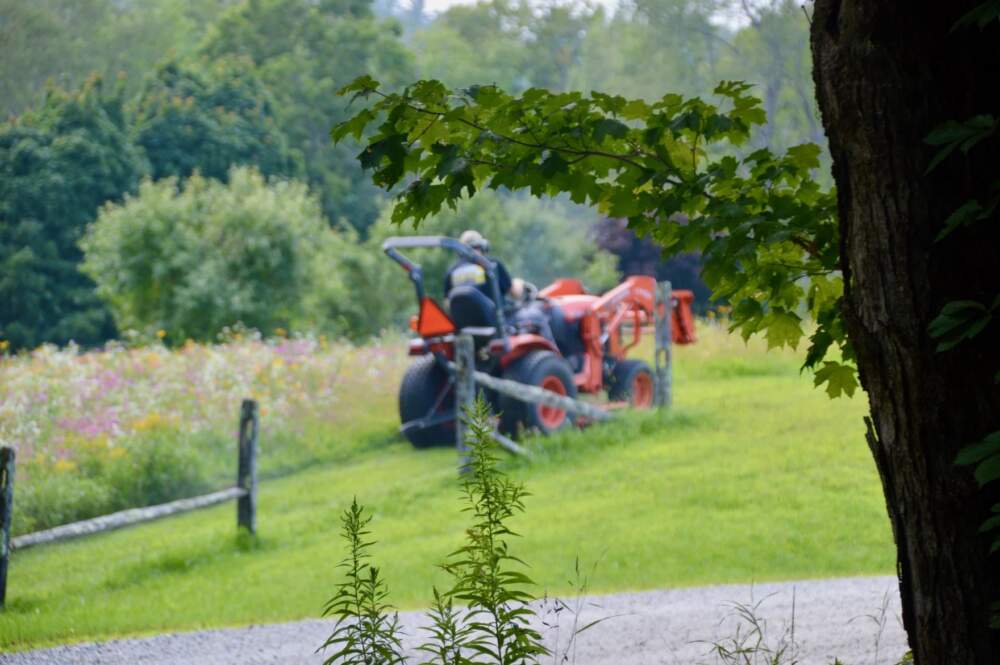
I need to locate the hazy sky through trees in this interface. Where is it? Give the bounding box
[416,0,754,28]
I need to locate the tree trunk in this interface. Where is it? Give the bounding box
[810,2,1000,663]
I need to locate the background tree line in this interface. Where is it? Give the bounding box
[0,0,820,349]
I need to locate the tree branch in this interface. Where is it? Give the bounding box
[399,97,654,172]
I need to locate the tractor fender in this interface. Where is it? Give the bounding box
[408,337,455,358]
[492,334,560,370]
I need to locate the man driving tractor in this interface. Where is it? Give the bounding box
[445,230,550,339]
[383,232,696,447]
[443,230,518,301]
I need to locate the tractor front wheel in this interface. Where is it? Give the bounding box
[399,355,455,448]
[607,359,655,408]
[499,351,577,436]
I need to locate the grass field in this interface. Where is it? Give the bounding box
[0,324,895,651]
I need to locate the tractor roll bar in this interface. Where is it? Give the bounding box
[382,236,509,345]
[383,235,487,263]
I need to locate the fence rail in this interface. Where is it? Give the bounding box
[0,398,260,608]
[470,370,611,422]
[11,487,248,551]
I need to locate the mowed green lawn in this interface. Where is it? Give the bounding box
[0,325,894,650]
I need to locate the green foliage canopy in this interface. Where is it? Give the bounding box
[132,59,297,183]
[0,0,235,118]
[413,0,825,167]
[0,78,146,349]
[81,167,327,344]
[201,0,415,233]
[413,0,595,94]
[334,77,852,393]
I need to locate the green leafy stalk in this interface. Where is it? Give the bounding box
[442,398,548,665]
[418,587,474,665]
[319,498,404,665]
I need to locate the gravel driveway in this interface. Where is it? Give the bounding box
[2,576,906,665]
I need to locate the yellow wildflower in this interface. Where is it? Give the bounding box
[54,458,78,474]
[132,412,167,432]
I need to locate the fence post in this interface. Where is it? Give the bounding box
[0,447,14,608]
[654,281,673,408]
[237,400,258,535]
[454,334,476,471]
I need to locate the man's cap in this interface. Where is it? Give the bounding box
[459,229,489,251]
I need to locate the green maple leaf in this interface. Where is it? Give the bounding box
[786,143,821,171]
[592,118,629,142]
[813,361,859,398]
[763,309,803,350]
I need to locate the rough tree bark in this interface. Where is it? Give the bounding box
[810,2,1000,663]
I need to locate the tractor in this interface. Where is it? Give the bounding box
[384,236,696,447]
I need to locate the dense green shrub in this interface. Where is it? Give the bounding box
[81,167,327,343]
[82,177,619,343]
[0,77,147,350]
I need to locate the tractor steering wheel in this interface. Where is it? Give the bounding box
[510,279,539,307]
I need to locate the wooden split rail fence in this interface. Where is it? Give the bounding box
[0,399,260,608]
[453,280,675,462]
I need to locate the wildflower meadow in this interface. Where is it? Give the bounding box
[0,332,408,536]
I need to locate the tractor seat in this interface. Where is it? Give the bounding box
[460,326,496,337]
[448,285,498,331]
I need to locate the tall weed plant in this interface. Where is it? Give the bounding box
[321,399,548,664]
[320,498,404,664]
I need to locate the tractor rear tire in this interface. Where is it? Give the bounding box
[399,355,455,448]
[499,351,577,436]
[607,359,655,408]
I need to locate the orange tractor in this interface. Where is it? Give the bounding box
[385,236,696,447]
